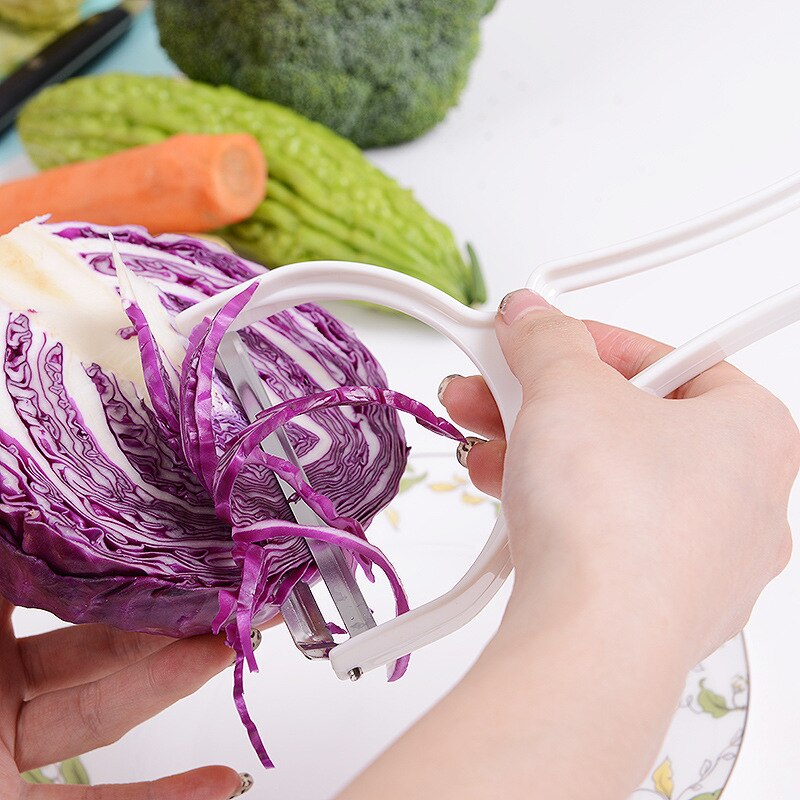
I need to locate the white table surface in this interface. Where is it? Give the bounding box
[6,0,800,796]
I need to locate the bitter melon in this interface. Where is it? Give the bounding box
[18,73,485,306]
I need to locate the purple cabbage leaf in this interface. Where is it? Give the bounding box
[0,220,463,768]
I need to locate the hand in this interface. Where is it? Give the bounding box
[0,600,252,799]
[338,294,797,800]
[441,289,797,669]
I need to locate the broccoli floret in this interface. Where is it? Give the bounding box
[154,0,495,148]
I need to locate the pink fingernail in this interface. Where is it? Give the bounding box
[498,289,552,325]
[437,374,461,404]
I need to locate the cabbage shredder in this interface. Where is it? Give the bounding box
[168,171,800,681]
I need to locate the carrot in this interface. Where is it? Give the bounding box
[0,133,266,235]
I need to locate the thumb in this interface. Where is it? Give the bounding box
[495,289,600,393]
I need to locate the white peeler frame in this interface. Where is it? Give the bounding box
[175,166,800,679]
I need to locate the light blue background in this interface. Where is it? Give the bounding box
[0,1,176,164]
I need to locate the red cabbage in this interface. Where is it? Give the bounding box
[0,220,463,768]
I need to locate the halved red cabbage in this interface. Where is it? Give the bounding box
[0,220,463,768]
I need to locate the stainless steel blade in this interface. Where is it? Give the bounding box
[280,581,337,659]
[218,335,334,658]
[217,332,377,657]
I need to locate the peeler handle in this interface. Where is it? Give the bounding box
[175,261,522,679]
[631,280,800,397]
[526,168,800,300]
[175,260,800,677]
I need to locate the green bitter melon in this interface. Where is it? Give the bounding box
[18,73,485,306]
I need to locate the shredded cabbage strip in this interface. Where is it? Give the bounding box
[127,279,464,768]
[0,222,466,771]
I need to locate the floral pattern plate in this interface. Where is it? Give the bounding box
[633,638,748,800]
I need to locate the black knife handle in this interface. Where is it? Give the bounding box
[0,5,132,135]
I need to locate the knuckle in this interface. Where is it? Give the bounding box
[775,529,793,574]
[144,653,169,695]
[519,312,591,343]
[77,681,114,748]
[18,641,45,698]
[764,397,800,471]
[778,411,800,472]
[739,387,800,470]
[104,627,150,666]
[143,644,193,696]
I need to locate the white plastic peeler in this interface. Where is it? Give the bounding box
[174,169,800,681]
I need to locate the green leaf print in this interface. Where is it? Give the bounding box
[697,680,732,718]
[398,470,428,494]
[22,758,90,786]
[60,757,91,785]
[21,769,54,785]
[688,792,721,800]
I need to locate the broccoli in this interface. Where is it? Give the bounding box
[154,0,496,148]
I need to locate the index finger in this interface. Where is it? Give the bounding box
[584,320,752,399]
[17,615,283,700]
[20,766,244,800]
[18,625,172,700]
[16,634,234,772]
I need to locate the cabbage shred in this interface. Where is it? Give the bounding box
[0,221,463,767]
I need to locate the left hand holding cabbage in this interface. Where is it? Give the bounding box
[0,598,249,799]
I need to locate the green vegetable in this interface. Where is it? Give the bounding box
[153,0,496,149]
[22,758,90,786]
[18,73,485,306]
[0,21,53,77]
[0,0,80,79]
[0,0,79,29]
[57,757,91,786]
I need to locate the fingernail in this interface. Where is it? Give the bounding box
[437,374,461,404]
[456,436,486,468]
[230,773,254,797]
[498,289,552,325]
[250,629,262,651]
